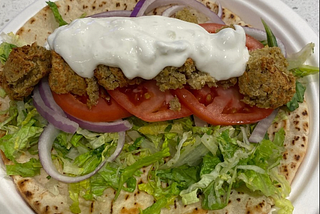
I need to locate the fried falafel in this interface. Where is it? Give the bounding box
[1,43,295,111]
[238,46,296,109]
[0,43,51,100]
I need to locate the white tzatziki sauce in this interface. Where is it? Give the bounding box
[47,16,249,80]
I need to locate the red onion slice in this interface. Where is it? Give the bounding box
[193,115,208,127]
[33,86,79,134]
[162,5,185,17]
[249,109,279,143]
[131,0,147,17]
[243,27,286,56]
[131,0,224,24]
[66,113,132,133]
[217,1,223,18]
[88,10,132,18]
[38,77,65,114]
[38,78,132,133]
[38,124,125,183]
[108,131,125,161]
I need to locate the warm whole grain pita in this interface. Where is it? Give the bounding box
[0,0,309,214]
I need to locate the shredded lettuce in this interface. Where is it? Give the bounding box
[0,88,6,98]
[46,1,68,26]
[139,178,180,214]
[0,42,17,64]
[0,100,45,160]
[115,141,170,199]
[291,65,319,77]
[68,182,82,213]
[0,96,293,214]
[0,32,25,46]
[5,158,42,177]
[0,32,26,64]
[179,128,291,211]
[287,43,316,70]
[286,81,306,111]
[286,43,319,88]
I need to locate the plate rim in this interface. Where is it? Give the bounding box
[0,0,319,214]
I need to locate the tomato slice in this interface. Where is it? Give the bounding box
[172,85,273,125]
[52,23,265,125]
[199,23,264,50]
[107,81,192,122]
[52,91,131,122]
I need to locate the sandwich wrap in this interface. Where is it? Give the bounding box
[0,0,313,214]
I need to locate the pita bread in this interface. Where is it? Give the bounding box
[0,0,309,213]
[268,101,309,184]
[1,156,274,214]
[16,0,250,46]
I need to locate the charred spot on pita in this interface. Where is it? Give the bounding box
[33,200,40,207]
[302,110,308,116]
[90,201,94,212]
[283,152,288,160]
[18,178,30,188]
[302,136,307,142]
[23,190,33,198]
[30,18,36,24]
[258,201,266,208]
[303,122,309,131]
[125,194,130,200]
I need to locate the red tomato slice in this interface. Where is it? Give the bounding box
[199,23,264,50]
[52,91,131,122]
[107,81,192,122]
[172,85,273,125]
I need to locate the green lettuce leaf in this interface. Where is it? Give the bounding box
[287,42,316,70]
[115,141,170,199]
[0,118,43,160]
[139,180,180,214]
[286,81,306,111]
[291,65,319,77]
[156,164,200,190]
[6,158,42,177]
[180,127,290,211]
[0,42,17,64]
[46,1,68,26]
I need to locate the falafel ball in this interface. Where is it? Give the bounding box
[238,46,296,109]
[1,43,51,100]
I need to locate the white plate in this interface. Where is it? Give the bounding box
[0,0,319,213]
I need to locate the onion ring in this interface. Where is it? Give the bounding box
[66,113,132,133]
[161,5,185,17]
[131,0,224,24]
[249,109,279,143]
[38,124,125,183]
[33,86,79,134]
[38,78,131,133]
[88,10,132,18]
